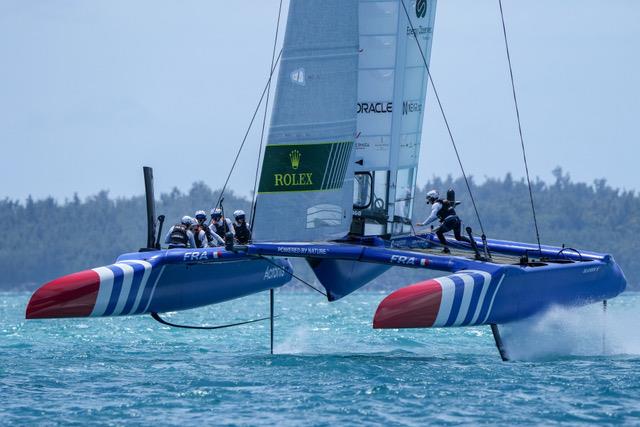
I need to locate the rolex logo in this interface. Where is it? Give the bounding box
[289,149,301,170]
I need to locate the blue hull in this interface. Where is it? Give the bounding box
[26,248,293,319]
[26,234,627,328]
[487,257,626,323]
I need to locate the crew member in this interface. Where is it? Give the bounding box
[195,210,224,246]
[164,216,197,249]
[416,189,470,253]
[210,208,235,241]
[233,210,252,244]
[190,219,208,249]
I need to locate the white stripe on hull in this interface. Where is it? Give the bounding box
[121,260,153,315]
[481,273,506,324]
[433,276,455,327]
[453,274,476,326]
[90,267,115,317]
[469,271,492,325]
[430,270,498,328]
[112,263,135,316]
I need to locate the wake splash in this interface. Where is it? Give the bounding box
[501,296,640,360]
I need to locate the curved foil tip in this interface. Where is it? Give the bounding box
[26,270,100,319]
[373,279,442,329]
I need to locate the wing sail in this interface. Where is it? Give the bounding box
[253,0,360,241]
[352,0,438,237]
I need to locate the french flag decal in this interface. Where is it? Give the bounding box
[26,260,163,319]
[373,271,501,329]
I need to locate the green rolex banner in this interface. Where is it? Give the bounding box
[258,141,353,194]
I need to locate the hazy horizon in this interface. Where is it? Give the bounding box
[1,0,638,202]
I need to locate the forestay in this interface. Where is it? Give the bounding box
[253,0,360,241]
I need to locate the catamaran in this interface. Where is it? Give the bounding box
[26,0,626,360]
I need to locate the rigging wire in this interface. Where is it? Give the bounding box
[497,0,542,252]
[250,0,284,230]
[213,49,283,211]
[399,0,487,239]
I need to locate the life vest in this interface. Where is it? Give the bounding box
[194,229,206,248]
[212,219,229,237]
[235,222,251,244]
[201,223,216,245]
[169,224,189,246]
[436,199,457,222]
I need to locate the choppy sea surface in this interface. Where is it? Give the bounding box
[2,291,640,426]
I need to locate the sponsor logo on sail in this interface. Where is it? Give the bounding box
[357,102,393,114]
[407,25,432,37]
[274,172,313,187]
[289,149,301,170]
[416,0,427,18]
[257,141,354,193]
[290,68,305,86]
[276,149,311,188]
[402,101,422,115]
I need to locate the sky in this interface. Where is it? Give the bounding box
[1,0,639,202]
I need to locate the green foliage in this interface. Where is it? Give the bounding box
[0,183,249,289]
[1,170,637,290]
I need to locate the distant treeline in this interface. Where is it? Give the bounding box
[1,168,638,290]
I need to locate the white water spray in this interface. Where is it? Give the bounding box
[274,326,312,354]
[501,295,640,360]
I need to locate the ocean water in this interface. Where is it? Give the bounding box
[2,291,640,426]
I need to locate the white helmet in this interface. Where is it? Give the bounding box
[181,215,193,225]
[194,210,207,222]
[210,208,223,218]
[233,209,246,220]
[426,190,439,202]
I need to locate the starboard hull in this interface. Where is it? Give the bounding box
[373,256,626,329]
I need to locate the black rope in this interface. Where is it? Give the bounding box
[400,0,487,238]
[498,0,542,252]
[249,0,284,231]
[257,255,328,297]
[150,311,275,330]
[213,49,283,211]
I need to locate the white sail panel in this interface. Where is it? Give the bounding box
[253,0,359,242]
[352,0,437,236]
